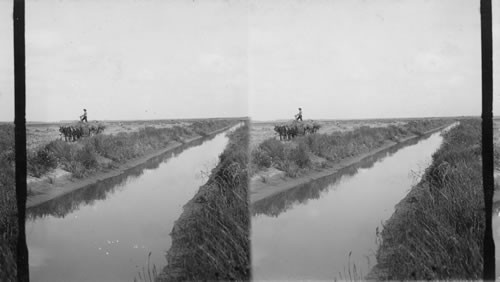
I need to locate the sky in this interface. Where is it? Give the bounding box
[5,0,248,122]
[0,0,499,122]
[0,0,14,121]
[249,0,491,120]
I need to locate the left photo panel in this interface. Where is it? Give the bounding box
[0,1,17,281]
[24,0,249,281]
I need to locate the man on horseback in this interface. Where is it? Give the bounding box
[80,109,88,122]
[295,107,303,121]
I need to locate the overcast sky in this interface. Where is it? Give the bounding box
[0,0,499,121]
[249,0,492,120]
[23,0,247,122]
[0,0,13,121]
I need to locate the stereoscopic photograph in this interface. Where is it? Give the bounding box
[22,0,249,281]
[248,0,485,280]
[0,0,498,281]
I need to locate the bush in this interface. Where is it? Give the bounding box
[259,138,286,163]
[288,142,310,168]
[251,148,272,169]
[45,140,73,162]
[76,144,98,170]
[27,148,58,177]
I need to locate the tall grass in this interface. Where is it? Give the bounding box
[334,252,366,282]
[369,119,483,280]
[134,252,158,282]
[159,123,250,281]
[0,124,17,281]
[28,120,235,179]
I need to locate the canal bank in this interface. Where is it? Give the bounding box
[367,119,483,280]
[251,123,453,204]
[27,123,238,208]
[158,123,250,281]
[26,125,240,282]
[251,125,453,280]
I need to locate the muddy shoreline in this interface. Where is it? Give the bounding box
[250,124,451,204]
[27,125,235,208]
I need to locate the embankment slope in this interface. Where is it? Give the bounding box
[250,119,454,203]
[367,119,483,280]
[27,119,239,208]
[158,123,250,281]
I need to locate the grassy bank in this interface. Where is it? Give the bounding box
[27,119,236,181]
[251,135,426,218]
[368,119,483,280]
[158,122,250,281]
[250,119,452,178]
[0,124,17,281]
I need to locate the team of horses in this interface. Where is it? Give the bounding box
[274,121,320,141]
[59,123,105,142]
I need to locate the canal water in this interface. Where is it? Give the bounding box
[26,126,238,282]
[251,128,450,280]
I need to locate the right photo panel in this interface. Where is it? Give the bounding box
[249,0,483,280]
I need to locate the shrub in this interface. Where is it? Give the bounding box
[259,138,286,163]
[45,139,73,162]
[251,148,272,169]
[76,144,98,170]
[27,148,58,177]
[288,142,310,168]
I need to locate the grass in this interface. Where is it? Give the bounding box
[0,123,17,281]
[133,252,158,282]
[334,252,366,282]
[27,119,236,180]
[250,119,452,178]
[369,119,483,280]
[159,122,250,281]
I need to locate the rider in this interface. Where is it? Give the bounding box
[295,107,303,121]
[80,109,88,122]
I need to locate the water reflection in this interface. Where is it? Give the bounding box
[27,135,216,220]
[252,134,430,217]
[251,129,446,280]
[26,127,236,282]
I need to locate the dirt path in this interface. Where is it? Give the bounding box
[250,124,451,204]
[26,125,234,208]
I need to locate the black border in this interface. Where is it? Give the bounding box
[13,0,29,281]
[481,0,495,280]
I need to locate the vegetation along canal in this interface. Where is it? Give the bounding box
[251,124,456,280]
[26,125,240,282]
